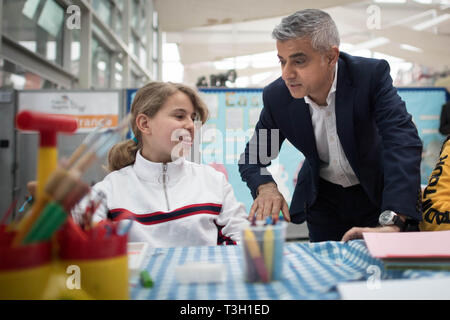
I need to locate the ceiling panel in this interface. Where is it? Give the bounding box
[158,0,450,85]
[155,0,361,31]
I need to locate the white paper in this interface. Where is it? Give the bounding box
[127,242,149,279]
[175,262,226,284]
[338,277,450,300]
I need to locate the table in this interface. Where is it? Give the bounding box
[130,240,450,300]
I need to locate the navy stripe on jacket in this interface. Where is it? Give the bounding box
[108,203,222,225]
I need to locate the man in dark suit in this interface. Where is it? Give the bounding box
[238,9,423,242]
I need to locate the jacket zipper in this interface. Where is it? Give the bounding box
[162,163,170,211]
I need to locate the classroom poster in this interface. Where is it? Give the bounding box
[397,88,449,185]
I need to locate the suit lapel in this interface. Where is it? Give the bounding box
[335,58,360,176]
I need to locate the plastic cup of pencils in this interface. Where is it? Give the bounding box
[0,226,52,299]
[241,221,287,283]
[57,221,129,299]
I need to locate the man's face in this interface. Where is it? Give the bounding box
[277,37,337,103]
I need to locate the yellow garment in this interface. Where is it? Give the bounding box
[421,137,450,231]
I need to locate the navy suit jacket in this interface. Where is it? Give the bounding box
[239,52,423,224]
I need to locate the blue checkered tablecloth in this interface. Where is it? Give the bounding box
[130,240,450,300]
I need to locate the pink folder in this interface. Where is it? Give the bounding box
[363,230,450,259]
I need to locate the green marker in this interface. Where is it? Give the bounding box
[24,202,67,244]
[140,270,153,288]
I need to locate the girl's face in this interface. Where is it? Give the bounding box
[139,91,197,163]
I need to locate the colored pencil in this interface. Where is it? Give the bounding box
[263,225,274,280]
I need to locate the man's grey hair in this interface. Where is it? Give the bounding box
[272,9,340,53]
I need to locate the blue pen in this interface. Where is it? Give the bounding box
[117,219,133,235]
[18,196,33,214]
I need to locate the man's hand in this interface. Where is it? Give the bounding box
[249,182,291,222]
[341,225,401,242]
[341,213,407,242]
[27,181,37,198]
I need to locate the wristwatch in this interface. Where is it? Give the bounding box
[378,210,405,231]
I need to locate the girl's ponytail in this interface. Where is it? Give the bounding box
[107,139,139,172]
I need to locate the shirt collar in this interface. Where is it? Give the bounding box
[304,63,338,107]
[133,149,185,184]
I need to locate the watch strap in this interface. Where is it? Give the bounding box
[392,215,406,231]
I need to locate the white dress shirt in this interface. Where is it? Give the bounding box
[304,64,360,187]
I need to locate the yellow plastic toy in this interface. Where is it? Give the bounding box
[0,231,52,299]
[56,221,129,299]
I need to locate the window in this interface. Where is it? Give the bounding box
[133,35,140,58]
[92,0,112,27]
[115,0,124,12]
[71,29,80,77]
[113,11,123,38]
[152,10,158,29]
[140,8,147,36]
[140,45,147,69]
[131,0,139,30]
[37,0,64,38]
[92,37,111,88]
[0,59,58,89]
[153,60,159,79]
[152,30,159,59]
[114,58,123,88]
[2,0,65,66]
[152,11,160,79]
[131,71,144,88]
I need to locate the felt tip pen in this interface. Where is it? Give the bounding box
[263,225,274,281]
[244,228,269,282]
[18,196,33,214]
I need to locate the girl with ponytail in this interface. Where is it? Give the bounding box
[90,81,249,247]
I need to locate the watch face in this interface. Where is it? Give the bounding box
[379,211,394,225]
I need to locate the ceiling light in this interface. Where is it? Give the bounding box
[400,44,423,53]
[413,13,450,30]
[374,0,407,3]
[350,37,390,51]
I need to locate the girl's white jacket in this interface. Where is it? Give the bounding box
[89,150,249,247]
